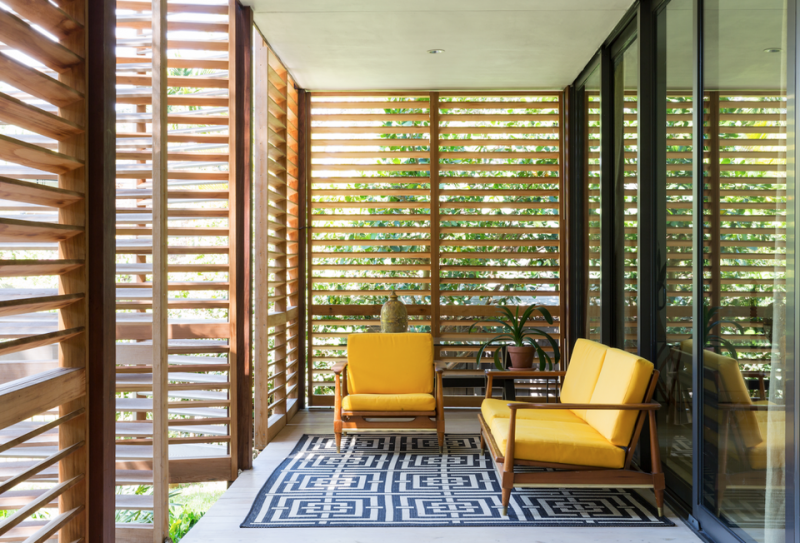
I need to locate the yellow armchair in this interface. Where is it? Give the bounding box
[333,333,445,453]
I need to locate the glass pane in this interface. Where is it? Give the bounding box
[702,1,787,541]
[657,0,695,507]
[615,40,638,352]
[585,67,602,341]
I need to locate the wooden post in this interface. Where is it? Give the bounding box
[233,2,253,472]
[297,88,308,410]
[305,91,314,406]
[151,0,170,538]
[86,0,117,538]
[58,0,88,539]
[253,34,269,450]
[429,92,441,338]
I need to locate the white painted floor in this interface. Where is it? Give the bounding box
[182,409,703,543]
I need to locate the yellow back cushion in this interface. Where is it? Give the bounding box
[586,348,654,446]
[346,333,433,394]
[561,338,609,420]
[682,340,762,449]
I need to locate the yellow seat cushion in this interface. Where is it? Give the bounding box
[347,333,433,394]
[490,417,625,469]
[561,339,609,420]
[342,393,436,412]
[747,416,785,470]
[586,348,654,447]
[480,399,584,425]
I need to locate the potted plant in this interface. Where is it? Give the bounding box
[703,305,745,360]
[469,305,560,370]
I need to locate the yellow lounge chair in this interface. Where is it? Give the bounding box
[333,333,445,453]
[479,338,664,516]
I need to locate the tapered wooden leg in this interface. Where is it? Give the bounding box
[655,487,664,517]
[335,430,342,454]
[501,486,512,516]
[479,433,485,455]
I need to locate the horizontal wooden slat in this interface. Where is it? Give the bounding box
[0,10,82,72]
[0,134,84,174]
[0,367,85,429]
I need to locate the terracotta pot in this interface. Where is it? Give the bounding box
[506,346,535,369]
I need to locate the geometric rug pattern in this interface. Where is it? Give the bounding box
[241,434,674,528]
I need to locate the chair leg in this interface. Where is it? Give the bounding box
[501,486,512,516]
[655,487,664,517]
[479,434,485,455]
[335,430,342,454]
[437,430,444,454]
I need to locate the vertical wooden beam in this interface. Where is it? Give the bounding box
[559,88,568,367]
[227,0,240,480]
[233,2,253,472]
[58,0,87,540]
[297,88,308,410]
[86,0,116,539]
[429,92,441,338]
[151,0,170,538]
[305,91,315,406]
[253,33,269,450]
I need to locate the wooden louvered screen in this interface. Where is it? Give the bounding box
[436,93,563,402]
[253,34,302,448]
[114,0,240,536]
[705,92,786,369]
[621,93,638,353]
[308,92,564,407]
[0,0,92,541]
[666,95,693,346]
[585,88,602,341]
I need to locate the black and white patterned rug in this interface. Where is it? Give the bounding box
[241,434,674,528]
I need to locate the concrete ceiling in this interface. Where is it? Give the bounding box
[243,0,636,91]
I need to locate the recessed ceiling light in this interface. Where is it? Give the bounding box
[428,49,445,54]
[764,48,782,53]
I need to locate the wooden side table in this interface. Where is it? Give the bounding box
[484,369,564,402]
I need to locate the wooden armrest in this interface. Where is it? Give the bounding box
[434,361,446,373]
[508,402,661,411]
[485,370,566,378]
[332,362,348,374]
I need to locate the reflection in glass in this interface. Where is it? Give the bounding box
[615,39,638,353]
[585,67,602,341]
[701,2,787,541]
[656,0,695,507]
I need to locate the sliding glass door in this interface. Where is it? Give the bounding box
[695,1,789,542]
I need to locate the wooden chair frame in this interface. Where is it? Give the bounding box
[479,369,665,517]
[332,361,445,453]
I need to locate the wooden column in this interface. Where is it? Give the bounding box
[305,91,314,406]
[429,92,441,337]
[151,0,170,538]
[297,88,308,410]
[253,33,270,450]
[86,0,117,538]
[58,0,88,540]
[233,2,253,471]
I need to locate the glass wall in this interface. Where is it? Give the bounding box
[656,0,695,508]
[700,1,788,542]
[614,37,639,352]
[585,66,602,341]
[572,1,796,541]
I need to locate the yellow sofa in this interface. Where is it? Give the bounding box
[479,338,664,516]
[333,333,444,452]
